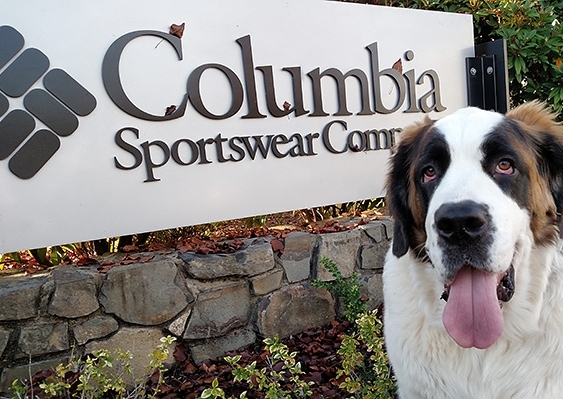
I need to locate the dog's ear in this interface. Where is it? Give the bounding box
[536,131,563,217]
[386,141,414,258]
[508,101,563,226]
[386,120,432,258]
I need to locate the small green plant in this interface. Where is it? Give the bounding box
[1,244,81,270]
[243,214,268,228]
[199,335,312,399]
[313,257,396,398]
[299,198,385,223]
[312,256,367,323]
[337,310,397,398]
[11,335,176,399]
[199,377,245,399]
[149,335,177,389]
[199,257,395,397]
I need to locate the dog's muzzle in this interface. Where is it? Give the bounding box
[433,200,515,349]
[434,200,496,281]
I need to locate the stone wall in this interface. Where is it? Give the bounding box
[0,218,392,394]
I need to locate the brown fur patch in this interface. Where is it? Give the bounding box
[507,101,561,136]
[386,116,436,257]
[507,101,563,245]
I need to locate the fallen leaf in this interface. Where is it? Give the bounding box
[200,362,217,373]
[99,260,114,266]
[150,315,354,398]
[77,256,98,266]
[196,246,213,255]
[24,266,39,275]
[149,370,160,385]
[392,58,403,74]
[173,343,188,363]
[270,238,284,253]
[97,264,116,274]
[165,105,177,116]
[305,371,323,384]
[183,362,197,374]
[324,220,337,228]
[177,243,194,254]
[272,361,284,372]
[121,245,139,253]
[170,23,185,38]
[388,58,404,95]
[148,242,167,251]
[191,237,204,246]
[556,57,562,69]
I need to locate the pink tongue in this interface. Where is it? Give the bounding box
[442,267,504,349]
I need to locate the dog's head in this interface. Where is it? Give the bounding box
[386,101,563,349]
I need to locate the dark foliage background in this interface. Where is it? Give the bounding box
[344,0,563,117]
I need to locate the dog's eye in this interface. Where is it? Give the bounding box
[422,166,437,183]
[495,159,514,175]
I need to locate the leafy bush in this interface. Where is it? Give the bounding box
[11,336,176,399]
[441,0,563,115]
[312,257,367,323]
[345,0,563,117]
[337,311,397,399]
[227,336,313,399]
[313,257,397,398]
[200,336,313,399]
[198,257,396,398]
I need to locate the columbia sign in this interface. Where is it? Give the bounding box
[0,0,473,252]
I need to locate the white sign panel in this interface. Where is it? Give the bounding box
[0,0,473,252]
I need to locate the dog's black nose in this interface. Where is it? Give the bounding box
[435,200,489,243]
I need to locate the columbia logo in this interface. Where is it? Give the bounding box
[0,25,96,179]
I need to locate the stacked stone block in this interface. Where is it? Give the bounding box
[0,219,392,394]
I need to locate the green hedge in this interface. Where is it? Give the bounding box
[345,0,563,117]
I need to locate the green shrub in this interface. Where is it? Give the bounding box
[313,257,397,398]
[199,336,312,399]
[312,257,367,323]
[11,336,176,399]
[337,311,397,398]
[456,0,562,115]
[199,257,396,398]
[344,0,563,117]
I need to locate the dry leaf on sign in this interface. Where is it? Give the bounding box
[170,23,185,38]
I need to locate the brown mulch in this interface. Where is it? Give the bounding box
[157,319,353,399]
[19,319,357,398]
[2,209,385,275]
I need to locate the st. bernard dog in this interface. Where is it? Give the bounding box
[383,101,563,398]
